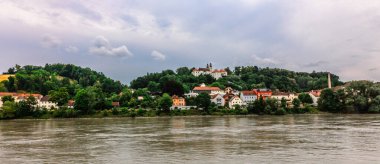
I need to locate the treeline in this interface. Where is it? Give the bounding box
[318,81,380,113]
[1,64,124,96]
[130,66,343,94]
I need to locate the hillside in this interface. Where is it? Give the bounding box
[0,64,124,96]
[0,74,14,82]
[130,66,344,93]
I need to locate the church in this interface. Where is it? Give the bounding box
[191,63,228,79]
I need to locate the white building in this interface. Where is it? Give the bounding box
[0,92,57,109]
[309,90,322,106]
[192,83,225,95]
[240,90,257,105]
[38,96,58,109]
[211,94,225,107]
[228,96,243,109]
[192,63,228,79]
[272,92,297,102]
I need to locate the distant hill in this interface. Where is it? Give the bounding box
[130,66,344,93]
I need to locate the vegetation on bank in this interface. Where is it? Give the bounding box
[318,81,380,113]
[0,63,379,120]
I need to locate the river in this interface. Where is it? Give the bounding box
[0,114,379,163]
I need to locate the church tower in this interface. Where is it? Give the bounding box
[209,63,213,71]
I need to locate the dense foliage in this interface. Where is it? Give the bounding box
[318,81,380,113]
[130,66,343,94]
[1,64,124,96]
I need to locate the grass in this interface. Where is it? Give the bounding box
[0,74,14,82]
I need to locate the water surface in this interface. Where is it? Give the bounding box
[0,115,379,163]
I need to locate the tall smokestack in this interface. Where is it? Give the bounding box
[328,72,332,89]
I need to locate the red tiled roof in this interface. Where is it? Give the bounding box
[193,86,222,91]
[112,102,120,107]
[241,90,256,95]
[0,92,42,98]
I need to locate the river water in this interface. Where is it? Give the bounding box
[0,114,379,163]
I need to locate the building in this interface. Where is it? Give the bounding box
[67,100,75,109]
[39,96,58,109]
[253,89,272,99]
[228,96,243,109]
[112,102,120,108]
[172,95,186,107]
[211,94,225,107]
[272,92,297,107]
[309,90,322,106]
[192,83,224,95]
[240,90,257,105]
[192,63,228,79]
[0,92,46,108]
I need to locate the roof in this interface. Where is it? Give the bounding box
[112,102,120,107]
[68,100,75,106]
[211,94,223,99]
[193,86,222,91]
[212,69,226,73]
[0,92,43,98]
[241,90,256,96]
[40,96,50,102]
[193,68,211,72]
[272,92,291,96]
[229,96,241,102]
[172,95,185,99]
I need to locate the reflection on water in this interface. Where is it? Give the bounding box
[0,115,380,163]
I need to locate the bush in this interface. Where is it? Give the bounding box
[275,108,287,115]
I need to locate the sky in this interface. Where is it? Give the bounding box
[1,0,380,84]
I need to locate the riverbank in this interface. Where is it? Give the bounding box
[2,107,322,120]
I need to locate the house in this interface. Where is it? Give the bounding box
[309,90,322,106]
[272,92,297,107]
[112,102,120,108]
[253,89,272,100]
[228,96,243,109]
[240,90,257,105]
[192,63,228,79]
[0,92,44,108]
[192,83,224,95]
[225,87,240,95]
[211,94,225,107]
[172,95,186,107]
[39,96,58,109]
[67,100,75,109]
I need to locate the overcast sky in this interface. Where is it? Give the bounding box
[1,0,380,84]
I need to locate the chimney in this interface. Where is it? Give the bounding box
[328,72,332,89]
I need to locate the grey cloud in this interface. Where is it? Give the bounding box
[304,61,328,68]
[65,46,79,53]
[89,36,133,57]
[151,50,166,61]
[41,35,61,48]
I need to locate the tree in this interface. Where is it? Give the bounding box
[159,93,173,112]
[1,101,16,119]
[280,97,287,109]
[292,98,301,110]
[162,80,184,96]
[74,88,95,114]
[298,93,313,104]
[147,81,161,93]
[318,89,342,113]
[176,67,191,75]
[1,95,14,103]
[4,76,16,92]
[120,89,132,107]
[195,93,211,113]
[48,87,70,106]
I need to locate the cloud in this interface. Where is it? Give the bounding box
[151,50,166,61]
[251,55,278,66]
[65,46,79,53]
[89,36,133,57]
[41,34,61,48]
[304,61,328,68]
